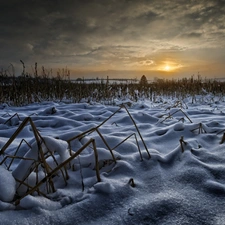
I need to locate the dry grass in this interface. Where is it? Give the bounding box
[1,66,225,105]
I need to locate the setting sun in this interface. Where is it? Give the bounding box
[157,61,183,74]
[164,65,171,71]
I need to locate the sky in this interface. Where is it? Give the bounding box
[0,0,225,80]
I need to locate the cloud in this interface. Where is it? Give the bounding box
[0,0,225,78]
[181,32,203,38]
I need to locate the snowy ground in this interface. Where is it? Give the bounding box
[1,96,225,225]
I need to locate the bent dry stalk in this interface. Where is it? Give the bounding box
[180,136,187,153]
[67,104,150,160]
[15,138,101,205]
[0,105,149,205]
[220,133,225,144]
[160,109,192,124]
[0,117,72,200]
[191,123,207,134]
[121,104,151,158]
[128,178,135,187]
[3,113,21,125]
[111,133,143,161]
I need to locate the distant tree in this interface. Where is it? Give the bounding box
[139,75,148,86]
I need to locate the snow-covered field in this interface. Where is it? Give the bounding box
[1,96,225,225]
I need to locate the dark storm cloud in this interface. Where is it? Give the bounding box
[0,0,225,76]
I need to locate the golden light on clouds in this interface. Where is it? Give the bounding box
[157,60,183,73]
[1,0,225,79]
[164,65,171,71]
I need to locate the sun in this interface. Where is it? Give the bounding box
[157,61,183,72]
[164,65,171,71]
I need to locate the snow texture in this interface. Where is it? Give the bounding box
[0,97,225,224]
[0,166,16,203]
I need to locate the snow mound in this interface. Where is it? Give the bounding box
[20,195,61,210]
[12,136,70,195]
[0,165,16,202]
[1,100,225,224]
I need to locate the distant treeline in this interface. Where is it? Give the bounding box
[0,73,225,105]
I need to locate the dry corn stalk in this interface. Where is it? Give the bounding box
[68,104,151,159]
[0,117,70,199]
[220,133,225,144]
[191,123,207,134]
[3,113,21,125]
[111,133,143,160]
[15,138,101,205]
[180,136,187,153]
[128,178,135,187]
[161,109,192,123]
[0,104,150,205]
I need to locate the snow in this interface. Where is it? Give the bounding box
[0,97,225,224]
[0,166,16,202]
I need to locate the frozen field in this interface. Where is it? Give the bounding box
[0,96,225,225]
